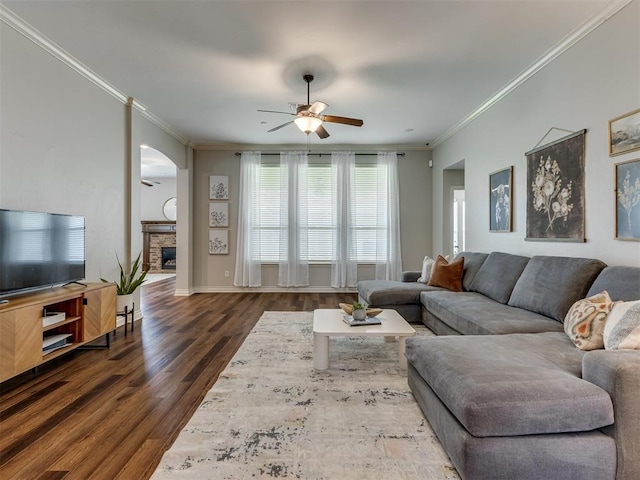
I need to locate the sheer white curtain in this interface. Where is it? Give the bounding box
[278,151,309,287]
[233,151,262,287]
[375,151,402,280]
[331,152,357,287]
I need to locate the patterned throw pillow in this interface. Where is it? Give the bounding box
[564,291,615,350]
[428,255,464,292]
[603,300,640,350]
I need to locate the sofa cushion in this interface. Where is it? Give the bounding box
[468,252,530,304]
[421,291,564,335]
[428,255,464,292]
[357,280,443,306]
[416,255,436,283]
[587,266,640,301]
[405,332,614,437]
[508,256,607,322]
[564,291,615,350]
[604,300,640,350]
[455,251,489,291]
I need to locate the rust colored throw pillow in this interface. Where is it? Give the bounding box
[428,255,464,292]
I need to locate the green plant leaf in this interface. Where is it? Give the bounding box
[106,251,147,295]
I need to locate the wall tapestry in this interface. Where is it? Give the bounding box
[209,229,229,254]
[526,129,586,242]
[609,108,640,156]
[489,166,513,232]
[615,158,640,240]
[209,175,229,200]
[209,202,229,227]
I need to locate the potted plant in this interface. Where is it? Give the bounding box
[101,252,147,312]
[351,302,367,321]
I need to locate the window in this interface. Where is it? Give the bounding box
[257,161,387,262]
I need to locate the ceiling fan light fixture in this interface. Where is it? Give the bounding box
[294,115,322,134]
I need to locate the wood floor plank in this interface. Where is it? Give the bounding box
[0,279,357,479]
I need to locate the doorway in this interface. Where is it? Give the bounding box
[140,145,177,276]
[452,188,465,256]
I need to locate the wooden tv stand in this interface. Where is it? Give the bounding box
[0,283,116,382]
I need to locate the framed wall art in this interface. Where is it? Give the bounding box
[615,158,640,240]
[209,229,229,254]
[209,202,228,227]
[209,175,229,200]
[489,166,513,232]
[526,129,586,242]
[609,108,640,156]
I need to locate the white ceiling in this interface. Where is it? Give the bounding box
[2,0,616,147]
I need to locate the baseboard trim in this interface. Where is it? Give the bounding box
[174,288,195,297]
[194,286,357,294]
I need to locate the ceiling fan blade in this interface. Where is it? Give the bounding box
[308,101,328,115]
[258,109,295,116]
[316,124,330,139]
[267,120,294,132]
[321,115,364,127]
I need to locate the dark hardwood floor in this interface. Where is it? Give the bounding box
[0,279,357,479]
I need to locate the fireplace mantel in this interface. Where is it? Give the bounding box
[142,221,176,272]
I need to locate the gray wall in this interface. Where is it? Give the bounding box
[192,148,432,291]
[432,1,640,267]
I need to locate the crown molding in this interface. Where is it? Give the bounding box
[0,5,128,104]
[431,0,632,149]
[140,109,190,146]
[0,4,191,147]
[196,143,431,152]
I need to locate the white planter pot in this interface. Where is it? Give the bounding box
[352,309,366,321]
[116,294,134,313]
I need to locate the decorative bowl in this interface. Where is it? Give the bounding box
[339,303,382,317]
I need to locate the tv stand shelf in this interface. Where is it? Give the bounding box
[43,316,82,332]
[0,283,116,382]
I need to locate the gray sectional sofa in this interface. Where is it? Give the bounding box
[357,252,640,480]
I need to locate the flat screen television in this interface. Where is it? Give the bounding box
[0,209,86,297]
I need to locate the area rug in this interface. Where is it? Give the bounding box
[151,311,460,480]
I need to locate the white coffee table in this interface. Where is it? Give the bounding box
[313,308,416,370]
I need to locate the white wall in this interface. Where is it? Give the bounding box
[141,119,187,170]
[432,1,640,267]
[140,177,177,221]
[0,22,188,287]
[192,148,432,290]
[0,23,127,282]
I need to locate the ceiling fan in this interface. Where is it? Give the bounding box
[259,74,363,139]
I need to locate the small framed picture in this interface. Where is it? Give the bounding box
[209,175,229,200]
[209,202,228,227]
[489,166,513,232]
[609,108,640,156]
[209,229,229,254]
[615,158,640,240]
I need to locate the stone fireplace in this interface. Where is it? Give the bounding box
[142,221,176,273]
